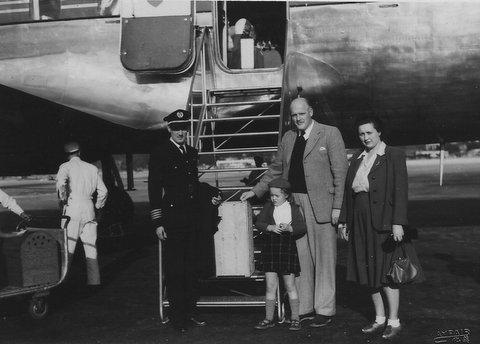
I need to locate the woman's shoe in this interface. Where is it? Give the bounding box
[361,321,385,334]
[382,325,402,339]
[288,320,301,331]
[254,319,276,330]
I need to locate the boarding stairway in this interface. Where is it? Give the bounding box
[188,29,282,199]
[192,86,281,197]
[158,28,286,323]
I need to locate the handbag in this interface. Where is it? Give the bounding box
[387,242,418,284]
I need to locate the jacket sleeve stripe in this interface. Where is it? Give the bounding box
[150,209,162,220]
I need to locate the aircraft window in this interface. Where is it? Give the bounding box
[0,0,118,25]
[216,1,286,70]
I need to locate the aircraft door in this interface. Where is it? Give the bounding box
[120,0,195,74]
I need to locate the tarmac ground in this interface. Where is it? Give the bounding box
[0,158,479,344]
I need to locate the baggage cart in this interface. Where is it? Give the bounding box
[0,216,69,319]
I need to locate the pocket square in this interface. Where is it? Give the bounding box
[319,146,326,151]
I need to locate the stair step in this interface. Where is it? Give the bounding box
[198,147,277,155]
[198,114,279,122]
[197,295,266,306]
[199,167,267,173]
[162,295,277,307]
[199,131,278,139]
[209,87,281,96]
[218,186,251,191]
[191,99,281,108]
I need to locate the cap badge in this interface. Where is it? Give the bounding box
[177,111,184,118]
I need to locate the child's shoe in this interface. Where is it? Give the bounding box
[288,319,301,331]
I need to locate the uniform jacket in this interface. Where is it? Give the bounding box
[255,201,307,239]
[148,140,199,229]
[197,182,221,278]
[339,146,408,232]
[252,120,348,223]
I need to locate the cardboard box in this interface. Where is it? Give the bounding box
[214,201,254,277]
[240,38,255,69]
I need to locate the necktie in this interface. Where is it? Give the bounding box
[180,145,186,154]
[298,130,306,141]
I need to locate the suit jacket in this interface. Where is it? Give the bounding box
[255,201,307,239]
[252,120,348,223]
[339,146,408,232]
[148,140,199,230]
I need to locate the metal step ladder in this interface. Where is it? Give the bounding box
[193,88,281,200]
[159,27,286,324]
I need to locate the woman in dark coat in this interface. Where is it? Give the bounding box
[339,116,424,340]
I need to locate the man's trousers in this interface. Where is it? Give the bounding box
[293,193,337,316]
[164,229,198,326]
[66,219,101,285]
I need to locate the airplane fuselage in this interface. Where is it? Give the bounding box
[285,2,480,146]
[1,1,480,147]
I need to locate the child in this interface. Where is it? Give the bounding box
[254,177,307,331]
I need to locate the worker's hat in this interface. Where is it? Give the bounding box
[64,141,80,154]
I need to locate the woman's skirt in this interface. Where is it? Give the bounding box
[260,232,300,276]
[346,192,424,288]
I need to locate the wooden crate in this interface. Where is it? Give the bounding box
[214,201,254,277]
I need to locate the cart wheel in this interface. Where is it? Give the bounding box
[28,297,49,320]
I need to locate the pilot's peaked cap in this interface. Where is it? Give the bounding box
[164,109,191,124]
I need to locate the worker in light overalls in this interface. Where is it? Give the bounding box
[56,142,108,285]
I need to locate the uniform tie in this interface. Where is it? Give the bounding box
[180,145,186,154]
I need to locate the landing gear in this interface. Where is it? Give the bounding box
[28,297,49,320]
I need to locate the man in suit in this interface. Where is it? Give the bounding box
[241,97,348,327]
[148,109,221,333]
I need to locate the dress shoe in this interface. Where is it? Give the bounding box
[361,321,385,334]
[298,311,316,323]
[382,325,402,340]
[254,319,275,330]
[189,316,207,327]
[309,314,332,328]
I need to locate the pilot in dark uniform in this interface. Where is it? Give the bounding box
[148,109,220,333]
